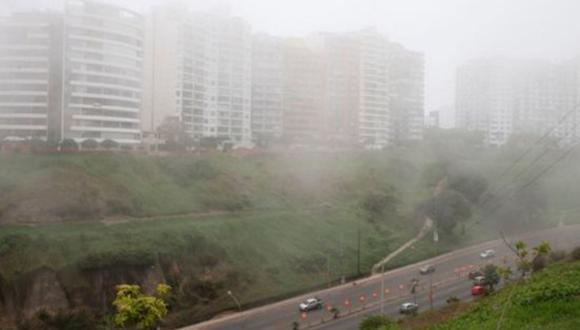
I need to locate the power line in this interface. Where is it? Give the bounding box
[477,105,578,208]
[482,143,577,217]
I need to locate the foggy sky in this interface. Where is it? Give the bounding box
[3,0,580,127]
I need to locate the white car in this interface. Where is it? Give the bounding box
[473,275,486,285]
[299,297,323,312]
[419,264,436,275]
[480,249,496,259]
[399,302,419,314]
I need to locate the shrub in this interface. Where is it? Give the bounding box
[60,138,79,151]
[79,250,155,270]
[359,315,396,330]
[516,281,580,306]
[81,139,99,150]
[29,138,47,152]
[572,246,580,261]
[531,256,548,272]
[36,309,96,330]
[101,139,119,150]
[549,250,567,262]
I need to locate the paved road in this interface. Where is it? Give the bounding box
[182,225,580,330]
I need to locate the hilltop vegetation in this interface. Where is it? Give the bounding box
[0,152,424,224]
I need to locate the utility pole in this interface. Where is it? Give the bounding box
[380,263,385,315]
[357,229,361,276]
[339,232,345,284]
[326,253,331,288]
[411,278,419,304]
[429,272,434,310]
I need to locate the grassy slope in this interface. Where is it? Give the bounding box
[0,151,426,320]
[395,260,580,330]
[0,208,414,304]
[0,152,426,221]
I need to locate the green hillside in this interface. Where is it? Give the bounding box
[1,147,579,328]
[430,258,580,330]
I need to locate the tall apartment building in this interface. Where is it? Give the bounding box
[252,33,360,146]
[355,29,392,147]
[311,33,361,146]
[145,9,423,148]
[251,34,283,139]
[0,0,145,145]
[0,11,63,142]
[280,38,325,143]
[305,29,425,148]
[64,0,144,144]
[456,59,579,146]
[144,5,253,145]
[388,43,425,145]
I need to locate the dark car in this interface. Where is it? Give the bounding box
[299,297,323,312]
[468,270,483,280]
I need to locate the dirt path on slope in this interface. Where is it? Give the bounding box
[372,177,447,273]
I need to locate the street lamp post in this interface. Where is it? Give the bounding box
[227,290,241,312]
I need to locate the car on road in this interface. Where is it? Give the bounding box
[399,302,419,314]
[419,264,436,275]
[299,297,323,312]
[473,275,486,285]
[471,285,486,296]
[468,270,483,280]
[480,249,496,259]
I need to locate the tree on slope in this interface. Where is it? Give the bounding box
[113,283,171,329]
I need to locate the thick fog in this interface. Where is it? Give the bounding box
[4,0,580,127]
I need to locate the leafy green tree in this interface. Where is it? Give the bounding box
[360,189,398,222]
[101,139,119,150]
[533,241,552,257]
[113,283,171,330]
[508,240,552,277]
[157,116,194,150]
[421,190,472,233]
[482,264,500,291]
[359,315,396,330]
[497,266,513,282]
[448,172,488,204]
[531,241,552,272]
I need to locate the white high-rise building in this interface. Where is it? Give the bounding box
[251,34,283,140]
[388,43,425,145]
[356,29,392,147]
[145,5,253,145]
[0,11,62,142]
[251,29,424,148]
[456,59,579,146]
[0,0,145,145]
[64,0,144,144]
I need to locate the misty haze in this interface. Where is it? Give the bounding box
[1,1,580,330]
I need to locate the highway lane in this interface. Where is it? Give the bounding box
[313,279,475,330]
[182,225,580,330]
